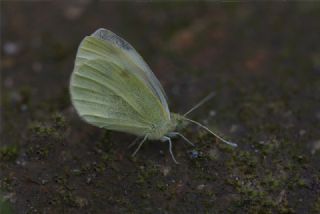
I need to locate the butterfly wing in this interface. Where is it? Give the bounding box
[70,57,168,136]
[76,28,170,119]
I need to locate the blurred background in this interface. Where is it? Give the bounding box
[1,2,320,213]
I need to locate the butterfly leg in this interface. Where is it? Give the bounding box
[128,137,140,149]
[169,132,195,147]
[132,135,148,157]
[161,136,179,164]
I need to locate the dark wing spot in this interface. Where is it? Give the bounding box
[119,70,130,78]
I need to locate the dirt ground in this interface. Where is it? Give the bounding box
[1,2,320,214]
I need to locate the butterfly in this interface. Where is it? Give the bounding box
[69,28,237,164]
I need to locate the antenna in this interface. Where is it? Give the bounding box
[183,117,238,147]
[184,92,216,116]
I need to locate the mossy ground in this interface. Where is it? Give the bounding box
[1,2,320,214]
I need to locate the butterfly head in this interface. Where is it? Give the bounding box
[170,113,189,131]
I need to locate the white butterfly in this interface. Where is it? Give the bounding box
[70,28,237,164]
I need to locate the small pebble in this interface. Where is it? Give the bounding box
[72,169,81,174]
[229,124,239,133]
[41,179,48,185]
[189,150,199,159]
[21,104,28,112]
[86,173,96,184]
[32,62,42,72]
[299,129,306,136]
[74,196,88,208]
[4,78,14,88]
[311,140,320,155]
[3,42,20,55]
[10,91,22,103]
[16,159,27,166]
[160,166,171,176]
[197,184,205,191]
[209,110,216,117]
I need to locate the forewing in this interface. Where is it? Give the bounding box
[70,58,167,136]
[77,28,170,119]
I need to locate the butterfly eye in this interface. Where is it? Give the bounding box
[176,119,186,130]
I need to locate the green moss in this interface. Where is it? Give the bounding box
[230,182,277,213]
[54,175,68,186]
[27,113,66,137]
[0,192,13,214]
[0,145,19,162]
[80,163,91,173]
[217,141,237,153]
[261,173,282,191]
[134,164,161,187]
[140,192,151,199]
[312,197,320,213]
[0,177,13,192]
[96,131,112,152]
[232,150,258,172]
[296,178,309,188]
[156,182,168,192]
[27,122,56,138]
[56,190,78,208]
[51,112,66,129]
[101,153,113,162]
[93,162,106,174]
[24,113,67,160]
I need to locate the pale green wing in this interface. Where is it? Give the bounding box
[75,28,170,120]
[70,58,168,136]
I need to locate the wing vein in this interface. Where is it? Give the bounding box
[73,71,150,124]
[70,85,108,96]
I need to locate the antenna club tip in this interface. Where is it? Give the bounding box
[227,141,238,147]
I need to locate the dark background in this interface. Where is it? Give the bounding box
[1,2,320,213]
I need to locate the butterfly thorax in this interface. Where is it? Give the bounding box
[147,113,184,140]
